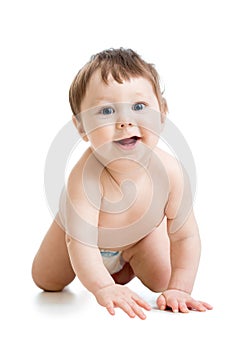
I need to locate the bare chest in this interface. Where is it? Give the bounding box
[99,174,153,228]
[97,169,169,248]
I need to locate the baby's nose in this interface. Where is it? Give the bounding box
[116,121,134,129]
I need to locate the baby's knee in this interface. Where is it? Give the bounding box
[32,275,64,292]
[31,262,64,292]
[147,282,168,293]
[145,270,170,293]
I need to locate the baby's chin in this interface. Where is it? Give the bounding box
[91,141,154,171]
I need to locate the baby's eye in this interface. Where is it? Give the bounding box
[132,103,146,111]
[100,107,115,115]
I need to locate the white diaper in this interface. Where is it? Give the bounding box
[100,250,125,274]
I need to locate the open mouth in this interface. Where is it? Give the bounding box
[114,136,141,150]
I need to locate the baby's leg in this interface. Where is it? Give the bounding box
[32,216,75,291]
[122,219,171,292]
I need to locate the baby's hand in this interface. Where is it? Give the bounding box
[157,289,213,313]
[94,284,151,319]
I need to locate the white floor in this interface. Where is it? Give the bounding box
[1,257,240,350]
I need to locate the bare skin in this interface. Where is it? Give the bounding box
[32,212,212,318]
[32,217,76,292]
[32,217,171,319]
[32,73,213,318]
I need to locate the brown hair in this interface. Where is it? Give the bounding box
[69,48,168,116]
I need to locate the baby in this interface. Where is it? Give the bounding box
[32,48,212,319]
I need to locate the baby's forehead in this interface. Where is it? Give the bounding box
[89,69,150,87]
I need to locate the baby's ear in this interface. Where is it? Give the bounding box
[160,97,168,123]
[72,115,89,142]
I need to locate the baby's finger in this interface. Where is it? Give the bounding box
[132,294,152,311]
[117,299,136,318]
[156,294,167,310]
[187,299,207,312]
[179,302,189,313]
[200,301,213,310]
[129,300,147,320]
[106,301,115,316]
[167,298,179,313]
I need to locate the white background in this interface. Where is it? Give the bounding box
[0,0,240,349]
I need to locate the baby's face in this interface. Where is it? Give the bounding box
[77,71,163,165]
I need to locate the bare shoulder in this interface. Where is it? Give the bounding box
[58,148,101,240]
[154,147,182,180]
[68,147,92,184]
[67,147,103,206]
[68,147,103,187]
[154,147,193,222]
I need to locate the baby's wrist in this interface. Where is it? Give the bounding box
[93,282,115,296]
[164,287,191,295]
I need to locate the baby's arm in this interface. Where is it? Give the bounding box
[157,159,212,312]
[167,210,201,295]
[66,236,114,293]
[158,211,212,312]
[66,237,150,319]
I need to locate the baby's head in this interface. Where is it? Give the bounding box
[69,49,168,167]
[69,48,168,117]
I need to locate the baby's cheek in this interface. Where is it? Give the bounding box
[83,113,116,134]
[141,128,160,147]
[88,126,114,148]
[137,112,162,136]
